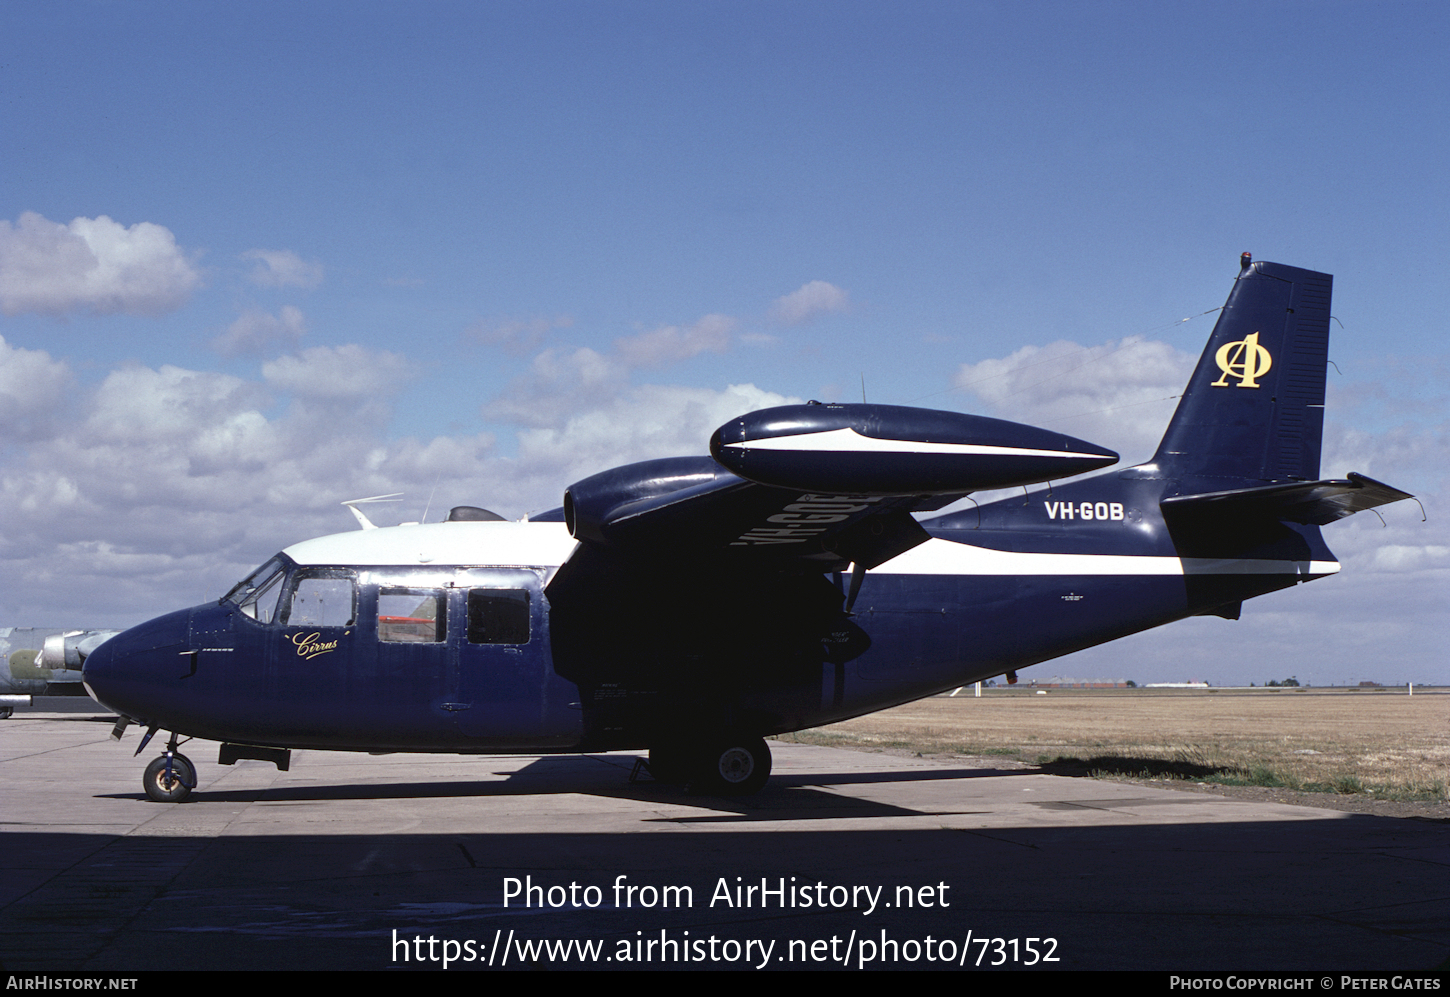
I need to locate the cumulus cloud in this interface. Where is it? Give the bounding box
[241,249,323,289]
[614,313,734,368]
[484,311,742,426]
[0,334,797,624]
[0,212,200,316]
[953,337,1197,464]
[0,352,469,620]
[483,347,627,427]
[770,280,850,325]
[0,335,73,443]
[212,306,308,357]
[513,382,799,487]
[262,344,414,401]
[86,365,269,446]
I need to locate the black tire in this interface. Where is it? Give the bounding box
[694,736,771,796]
[143,753,195,803]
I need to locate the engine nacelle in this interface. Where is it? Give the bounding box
[563,457,730,546]
[38,630,122,669]
[710,403,1117,495]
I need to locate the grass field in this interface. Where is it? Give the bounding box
[774,687,1449,801]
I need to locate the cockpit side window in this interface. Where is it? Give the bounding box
[226,557,287,623]
[283,570,357,627]
[241,569,286,624]
[378,588,445,643]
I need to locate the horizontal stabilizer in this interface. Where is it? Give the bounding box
[1161,473,1413,526]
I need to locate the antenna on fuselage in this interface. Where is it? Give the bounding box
[341,493,404,530]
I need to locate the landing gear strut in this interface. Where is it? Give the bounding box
[142,732,196,803]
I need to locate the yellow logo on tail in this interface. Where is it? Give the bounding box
[1212,331,1273,388]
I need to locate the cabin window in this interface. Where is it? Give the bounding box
[468,589,530,645]
[284,572,357,627]
[378,588,445,643]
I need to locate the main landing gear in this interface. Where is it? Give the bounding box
[137,729,196,803]
[645,735,773,796]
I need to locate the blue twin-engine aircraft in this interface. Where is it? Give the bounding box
[83,257,1412,802]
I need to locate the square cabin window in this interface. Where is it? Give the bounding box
[286,574,356,628]
[468,589,530,645]
[378,589,445,643]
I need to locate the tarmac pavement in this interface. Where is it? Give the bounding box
[1,708,1445,971]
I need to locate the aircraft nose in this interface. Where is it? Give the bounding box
[81,636,118,708]
[80,608,192,720]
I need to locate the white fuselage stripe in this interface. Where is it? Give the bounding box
[872,538,1339,577]
[724,427,1104,460]
[282,523,1339,579]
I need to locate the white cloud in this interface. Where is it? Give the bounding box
[953,336,1197,464]
[483,347,627,427]
[514,382,799,487]
[212,306,308,357]
[0,336,799,624]
[86,365,268,446]
[241,249,323,289]
[1365,544,1450,572]
[614,313,734,368]
[770,280,850,325]
[262,344,413,401]
[0,336,73,442]
[0,212,200,316]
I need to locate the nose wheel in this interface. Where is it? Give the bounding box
[139,730,196,802]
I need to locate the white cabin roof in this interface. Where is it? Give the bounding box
[282,520,579,568]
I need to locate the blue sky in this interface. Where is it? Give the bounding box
[1,1,1445,685]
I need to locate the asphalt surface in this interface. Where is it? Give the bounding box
[1,708,1446,972]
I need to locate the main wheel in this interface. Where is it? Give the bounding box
[695,736,771,796]
[143,753,195,803]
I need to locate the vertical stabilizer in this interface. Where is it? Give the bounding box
[1152,258,1332,484]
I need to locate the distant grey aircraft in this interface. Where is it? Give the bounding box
[0,628,121,717]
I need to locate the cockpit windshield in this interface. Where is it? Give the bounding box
[223,557,288,623]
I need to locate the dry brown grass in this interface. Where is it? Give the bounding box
[774,687,1450,801]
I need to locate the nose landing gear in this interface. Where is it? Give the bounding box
[138,729,196,803]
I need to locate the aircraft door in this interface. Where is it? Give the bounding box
[449,569,579,747]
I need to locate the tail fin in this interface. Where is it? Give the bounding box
[1152,256,1332,484]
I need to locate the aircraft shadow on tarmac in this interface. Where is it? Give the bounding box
[94,753,1021,819]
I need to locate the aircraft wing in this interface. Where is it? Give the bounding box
[556,402,1119,573]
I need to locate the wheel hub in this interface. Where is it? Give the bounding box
[717,746,755,783]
